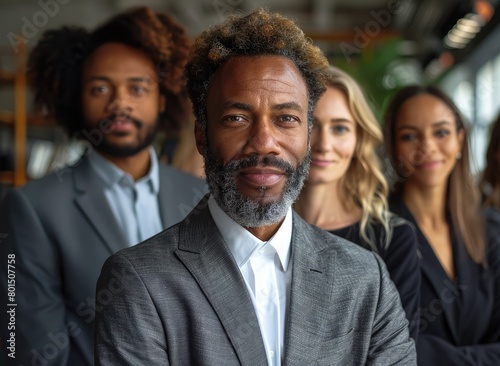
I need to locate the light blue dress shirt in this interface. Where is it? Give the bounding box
[208,195,293,366]
[87,147,163,246]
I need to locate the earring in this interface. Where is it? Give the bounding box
[456,152,462,160]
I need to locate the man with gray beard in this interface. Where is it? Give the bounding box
[94,9,416,366]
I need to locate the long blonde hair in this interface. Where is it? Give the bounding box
[326,67,392,251]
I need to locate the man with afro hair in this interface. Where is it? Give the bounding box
[0,7,206,366]
[95,8,416,365]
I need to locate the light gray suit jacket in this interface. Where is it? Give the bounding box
[95,196,416,365]
[0,155,207,366]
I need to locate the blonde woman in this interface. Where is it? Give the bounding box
[294,67,420,340]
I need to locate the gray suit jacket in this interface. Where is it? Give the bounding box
[95,196,416,365]
[0,155,207,366]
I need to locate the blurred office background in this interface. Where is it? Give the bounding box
[0,0,498,189]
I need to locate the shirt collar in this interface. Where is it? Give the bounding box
[207,195,293,271]
[87,146,159,193]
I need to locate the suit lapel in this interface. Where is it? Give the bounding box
[174,197,268,366]
[452,234,479,340]
[73,157,128,254]
[418,236,460,344]
[391,196,460,343]
[284,213,335,364]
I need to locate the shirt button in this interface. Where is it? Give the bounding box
[258,248,265,254]
[261,287,270,295]
[270,350,275,358]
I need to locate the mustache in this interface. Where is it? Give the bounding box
[223,155,294,176]
[104,114,143,129]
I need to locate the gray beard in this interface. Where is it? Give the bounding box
[203,144,310,228]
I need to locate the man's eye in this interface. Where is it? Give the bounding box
[91,86,108,95]
[279,115,298,123]
[223,115,245,122]
[131,86,147,96]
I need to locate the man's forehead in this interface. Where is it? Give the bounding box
[218,55,302,77]
[82,42,156,78]
[208,55,308,96]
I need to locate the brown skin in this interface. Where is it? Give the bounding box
[395,93,464,279]
[81,42,166,180]
[195,55,310,241]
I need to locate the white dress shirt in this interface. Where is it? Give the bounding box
[87,146,163,246]
[208,195,293,366]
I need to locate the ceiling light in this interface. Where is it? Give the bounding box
[457,17,481,28]
[442,11,485,50]
[444,36,468,49]
[446,32,470,44]
[456,22,481,33]
[450,27,477,39]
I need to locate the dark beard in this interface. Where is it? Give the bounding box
[83,114,158,158]
[203,144,310,228]
[97,127,156,157]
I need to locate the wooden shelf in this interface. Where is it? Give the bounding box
[0,110,14,124]
[0,171,14,185]
[29,114,56,126]
[0,70,15,85]
[0,40,27,187]
[0,110,56,127]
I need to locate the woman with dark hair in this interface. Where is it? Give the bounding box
[481,113,500,232]
[384,85,500,365]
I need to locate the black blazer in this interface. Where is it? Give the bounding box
[390,195,500,366]
[329,216,421,340]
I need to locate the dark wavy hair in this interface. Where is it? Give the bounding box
[27,7,191,137]
[481,113,500,209]
[185,8,329,132]
[383,85,486,265]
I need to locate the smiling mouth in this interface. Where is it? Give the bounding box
[416,161,441,169]
[311,159,334,167]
